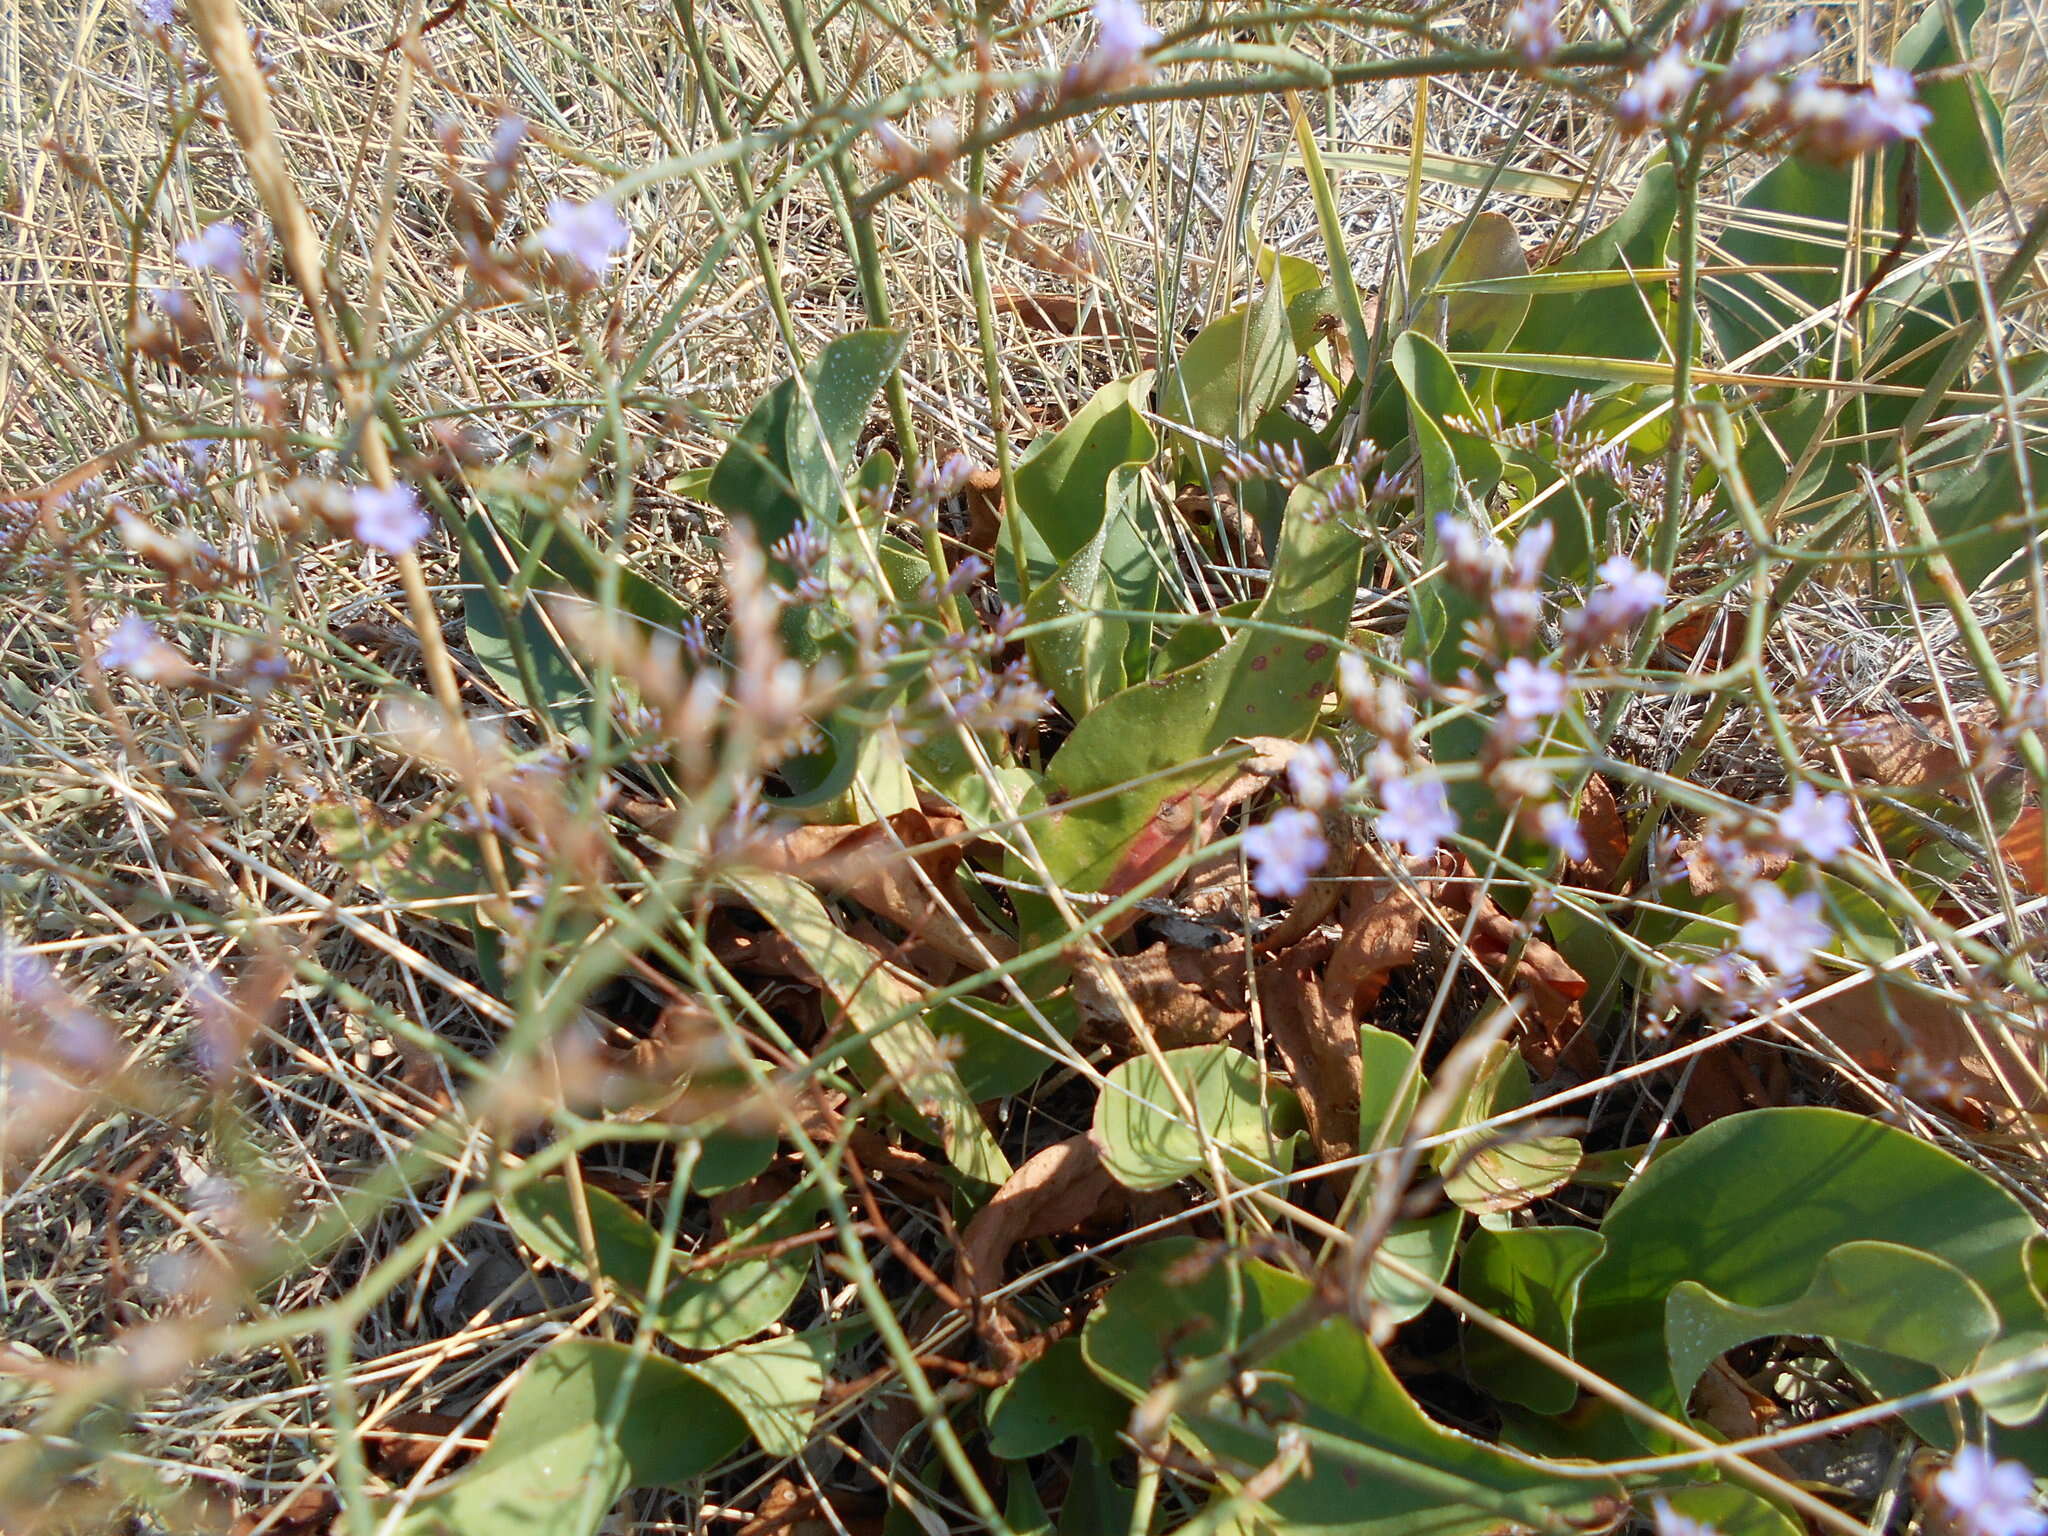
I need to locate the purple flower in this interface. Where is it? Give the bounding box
[490,115,528,165]
[1736,885,1830,976]
[348,484,429,554]
[1937,1446,2048,1536]
[1244,807,1328,898]
[1286,740,1351,811]
[1504,0,1561,65]
[1851,64,1931,143]
[1537,801,1587,861]
[1015,189,1048,225]
[538,197,629,278]
[1377,774,1458,858]
[98,613,185,680]
[176,221,244,275]
[1510,520,1555,587]
[1496,656,1567,720]
[1615,45,1701,133]
[1775,783,1855,861]
[138,0,173,26]
[1091,0,1161,69]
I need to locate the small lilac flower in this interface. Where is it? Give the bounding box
[1437,512,1507,590]
[1615,44,1701,133]
[98,613,188,681]
[1736,885,1830,976]
[1286,740,1351,811]
[490,115,528,165]
[1775,783,1856,862]
[1015,188,1048,225]
[1936,1446,2048,1536]
[176,221,244,275]
[1594,555,1666,620]
[1497,657,1567,720]
[1091,0,1161,70]
[1537,801,1588,861]
[538,197,629,278]
[1244,807,1328,898]
[1510,520,1555,588]
[1504,0,1561,65]
[1377,774,1458,859]
[1849,64,1931,144]
[348,484,429,555]
[138,0,173,27]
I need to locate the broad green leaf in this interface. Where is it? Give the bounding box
[927,993,1079,1101]
[1370,1212,1465,1325]
[707,329,906,550]
[1358,1024,1426,1152]
[1574,1107,2048,1433]
[1460,1226,1607,1414]
[1081,1241,1628,1536]
[1706,0,1999,368]
[1094,1044,1303,1192]
[986,1337,1130,1458]
[1650,1483,1804,1536]
[724,869,1012,1184]
[462,506,591,740]
[1914,418,2048,594]
[1159,277,1297,479]
[1432,1044,1580,1218]
[396,1339,745,1536]
[1665,1241,1998,1409]
[1413,212,1532,354]
[681,1332,832,1458]
[1492,164,1677,423]
[501,1180,813,1349]
[1037,465,1365,895]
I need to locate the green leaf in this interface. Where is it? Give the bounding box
[1665,1240,1998,1409]
[1159,278,1297,479]
[1413,212,1531,354]
[681,1332,832,1459]
[1036,464,1365,895]
[987,1338,1130,1458]
[927,993,1079,1102]
[396,1340,745,1535]
[1459,1226,1606,1414]
[708,329,906,550]
[1433,1044,1580,1218]
[723,869,1012,1184]
[311,798,492,910]
[1650,1483,1804,1536]
[1358,1025,1425,1152]
[461,506,591,740]
[500,1180,813,1349]
[1492,165,1677,423]
[1081,1242,1627,1536]
[1574,1107,2048,1433]
[1095,1044,1302,1192]
[1370,1212,1465,1326]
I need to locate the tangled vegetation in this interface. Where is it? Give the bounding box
[2,0,2046,1533]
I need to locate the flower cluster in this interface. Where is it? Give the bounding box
[1610,4,1930,164]
[537,197,630,284]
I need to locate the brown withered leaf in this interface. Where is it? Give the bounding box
[1680,1035,1789,1128]
[993,289,1157,343]
[1832,699,2002,790]
[1094,737,1299,910]
[2000,806,2048,894]
[1443,886,1595,1078]
[963,468,1004,553]
[1324,847,1430,1016]
[1260,933,1359,1161]
[753,808,1012,970]
[1072,939,1248,1049]
[367,1411,478,1479]
[957,1133,1124,1301]
[1568,774,1632,891]
[230,1485,335,1535]
[1675,839,1791,897]
[1795,975,2048,1127]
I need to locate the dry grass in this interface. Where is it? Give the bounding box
[1,0,2045,1530]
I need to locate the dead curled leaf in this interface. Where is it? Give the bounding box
[956,1133,1127,1306]
[1831,699,2004,790]
[752,808,1014,969]
[993,289,1157,344]
[1094,735,1301,911]
[1072,939,1249,1049]
[1793,976,2048,1127]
